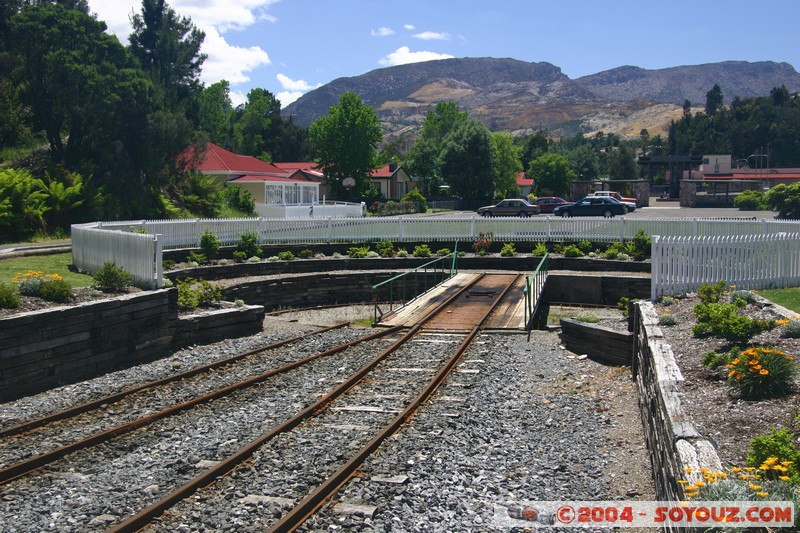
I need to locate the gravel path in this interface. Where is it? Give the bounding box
[1,306,656,532]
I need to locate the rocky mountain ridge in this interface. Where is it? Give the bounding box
[282,58,800,139]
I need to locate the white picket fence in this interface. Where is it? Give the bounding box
[651,233,800,300]
[72,216,800,292]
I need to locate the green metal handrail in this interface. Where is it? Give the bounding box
[523,253,549,338]
[372,243,459,324]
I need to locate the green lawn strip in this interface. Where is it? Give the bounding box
[759,287,800,314]
[0,252,93,288]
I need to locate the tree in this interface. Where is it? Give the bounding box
[309,92,383,199]
[491,132,522,197]
[129,0,206,107]
[607,144,638,181]
[198,80,233,146]
[232,88,282,159]
[529,153,575,197]
[437,119,495,202]
[405,102,469,195]
[705,84,723,116]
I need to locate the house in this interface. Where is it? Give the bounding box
[370,163,415,199]
[516,172,535,197]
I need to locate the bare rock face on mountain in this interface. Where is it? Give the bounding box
[282,57,800,139]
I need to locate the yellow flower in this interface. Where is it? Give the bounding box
[782,461,793,467]
[780,476,791,481]
[745,467,756,472]
[695,480,706,487]
[677,480,690,485]
[685,491,699,499]
[749,484,762,491]
[760,369,769,375]
[683,467,694,473]
[731,467,742,473]
[757,491,769,498]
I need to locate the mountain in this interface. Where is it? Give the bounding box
[281,58,800,139]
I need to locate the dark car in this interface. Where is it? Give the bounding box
[477,198,541,217]
[553,196,629,218]
[531,196,570,214]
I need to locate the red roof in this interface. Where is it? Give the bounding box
[230,174,313,183]
[516,172,534,186]
[182,143,286,175]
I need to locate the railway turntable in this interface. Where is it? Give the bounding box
[377,272,529,331]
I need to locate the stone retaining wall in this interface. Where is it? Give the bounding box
[559,318,632,365]
[0,290,265,402]
[631,300,722,519]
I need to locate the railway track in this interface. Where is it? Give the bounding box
[1,273,520,531]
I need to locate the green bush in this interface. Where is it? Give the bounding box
[577,240,592,253]
[726,346,796,399]
[562,244,584,258]
[436,248,452,256]
[701,350,731,369]
[532,242,548,257]
[237,231,262,258]
[0,281,20,309]
[692,302,776,343]
[376,240,395,257]
[277,251,295,261]
[298,249,314,259]
[575,311,599,323]
[401,188,428,213]
[199,229,221,260]
[603,242,625,260]
[782,320,800,339]
[625,229,652,261]
[617,296,631,317]
[748,428,800,482]
[658,313,677,326]
[734,189,769,211]
[222,185,255,215]
[413,244,432,258]
[39,279,74,303]
[500,243,516,257]
[731,289,758,305]
[176,277,222,310]
[163,259,176,270]
[187,251,207,264]
[232,251,247,261]
[91,261,132,293]
[347,246,370,258]
[697,280,728,304]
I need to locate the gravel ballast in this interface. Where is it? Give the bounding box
[1,306,656,531]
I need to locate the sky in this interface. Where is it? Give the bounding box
[88,0,800,108]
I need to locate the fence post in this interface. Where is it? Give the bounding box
[154,234,163,289]
[546,217,551,241]
[327,217,332,244]
[651,235,661,301]
[258,217,264,243]
[620,217,626,242]
[692,219,698,238]
[194,219,201,247]
[398,216,404,240]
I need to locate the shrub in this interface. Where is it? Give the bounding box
[376,240,395,257]
[176,278,222,310]
[697,280,728,304]
[163,259,176,270]
[298,249,314,259]
[199,229,221,260]
[277,251,295,261]
[347,246,370,258]
[734,189,769,211]
[91,261,132,293]
[436,248,451,256]
[237,231,262,258]
[39,279,74,303]
[731,289,758,305]
[401,188,428,213]
[500,243,516,257]
[473,231,493,255]
[532,242,548,257]
[247,256,260,263]
[13,270,55,296]
[366,250,380,258]
[659,313,676,326]
[617,296,631,317]
[701,350,731,369]
[575,311,599,323]
[625,229,651,261]
[748,428,800,482]
[781,319,800,338]
[222,185,255,215]
[413,244,432,258]
[562,244,584,258]
[577,240,592,253]
[396,249,408,258]
[692,302,776,343]
[726,346,796,399]
[0,281,20,309]
[187,251,207,263]
[232,251,247,261]
[660,296,676,306]
[603,242,625,260]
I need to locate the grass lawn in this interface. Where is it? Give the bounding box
[0,252,93,287]
[759,287,800,314]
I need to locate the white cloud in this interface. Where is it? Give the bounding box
[200,26,271,86]
[404,24,415,31]
[378,46,454,67]
[276,74,322,107]
[412,31,451,41]
[371,27,395,37]
[277,91,305,107]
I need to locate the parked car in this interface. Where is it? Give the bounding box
[590,191,637,210]
[477,198,541,217]
[531,196,570,214]
[553,196,630,217]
